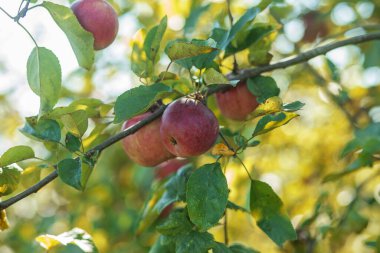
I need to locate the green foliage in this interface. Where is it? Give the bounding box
[0,146,35,167]
[114,82,172,123]
[42,1,94,70]
[144,16,167,63]
[137,165,193,233]
[225,23,274,58]
[222,7,260,50]
[184,4,211,35]
[60,110,88,137]
[229,244,259,253]
[166,39,218,69]
[250,180,297,247]
[282,101,305,112]
[1,0,379,252]
[203,68,230,85]
[325,123,380,181]
[0,166,22,197]
[57,158,83,191]
[27,47,62,114]
[65,132,82,152]
[247,76,280,103]
[252,112,299,137]
[186,163,228,231]
[20,117,61,143]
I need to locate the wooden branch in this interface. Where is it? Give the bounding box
[1,32,379,210]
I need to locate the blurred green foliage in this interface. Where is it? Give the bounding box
[0,0,379,252]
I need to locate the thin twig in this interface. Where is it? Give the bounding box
[17,21,38,47]
[1,32,380,210]
[227,32,380,81]
[0,7,14,19]
[224,209,229,245]
[226,0,238,73]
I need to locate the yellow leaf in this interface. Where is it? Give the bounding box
[211,143,235,157]
[166,42,217,61]
[250,96,283,118]
[35,234,62,250]
[0,210,10,231]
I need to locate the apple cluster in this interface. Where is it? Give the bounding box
[71,0,119,50]
[121,80,260,172]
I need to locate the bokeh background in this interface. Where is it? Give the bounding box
[0,0,379,252]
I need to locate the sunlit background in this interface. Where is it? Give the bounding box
[0,0,379,252]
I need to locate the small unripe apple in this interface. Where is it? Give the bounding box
[71,0,119,50]
[122,112,174,167]
[155,158,189,180]
[215,80,259,121]
[160,98,219,157]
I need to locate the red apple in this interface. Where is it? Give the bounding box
[155,158,189,180]
[160,98,219,157]
[71,0,119,50]
[215,80,259,121]
[122,112,174,167]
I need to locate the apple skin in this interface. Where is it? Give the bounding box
[71,0,119,50]
[122,112,174,167]
[155,158,189,180]
[215,80,259,121]
[160,98,219,157]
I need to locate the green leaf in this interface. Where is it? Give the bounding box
[80,158,94,190]
[114,82,171,123]
[156,209,193,236]
[0,166,22,197]
[57,158,82,191]
[42,1,94,69]
[213,242,232,253]
[252,112,299,137]
[221,7,260,49]
[175,231,214,253]
[247,76,280,103]
[149,236,175,253]
[326,58,340,82]
[65,132,82,152]
[20,117,61,142]
[364,41,380,68]
[225,23,274,58]
[36,227,98,252]
[144,16,167,63]
[184,4,211,35]
[227,201,249,213]
[282,101,305,112]
[203,68,229,85]
[187,163,228,231]
[166,40,217,62]
[60,110,88,137]
[0,146,35,167]
[249,180,297,247]
[137,165,193,234]
[131,29,153,78]
[27,47,62,114]
[229,244,259,253]
[176,39,219,69]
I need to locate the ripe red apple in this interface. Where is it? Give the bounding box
[215,80,259,121]
[122,112,174,167]
[71,0,119,50]
[155,158,189,180]
[160,98,219,157]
